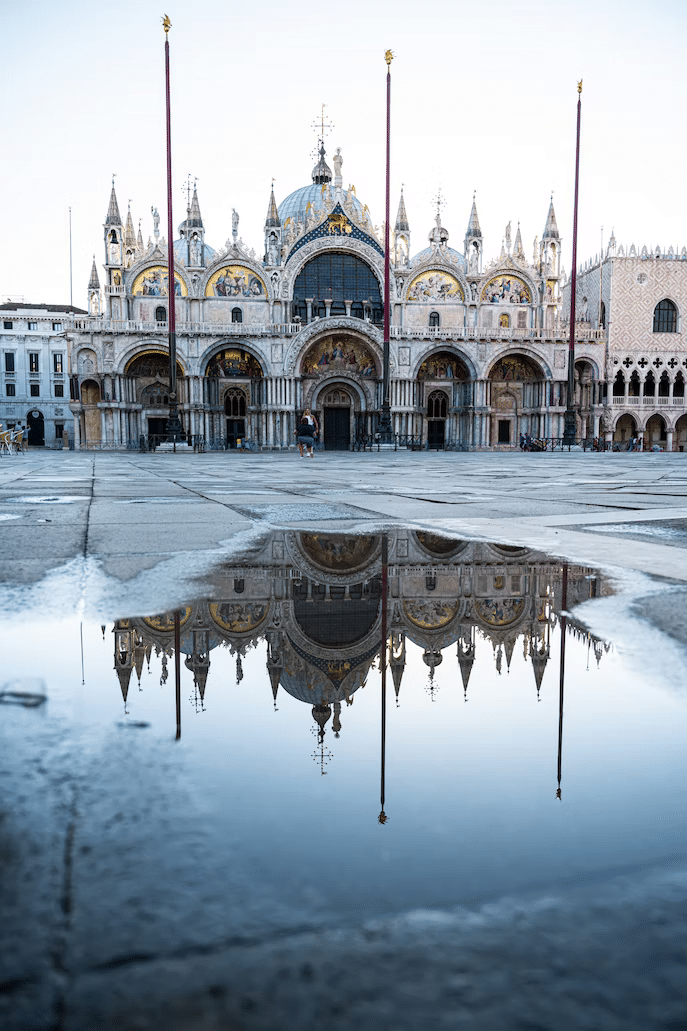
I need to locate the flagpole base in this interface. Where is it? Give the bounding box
[563,410,577,446]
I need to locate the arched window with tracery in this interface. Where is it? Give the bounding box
[224,387,247,417]
[600,301,606,329]
[427,390,448,419]
[429,311,440,328]
[653,299,677,333]
[613,371,624,397]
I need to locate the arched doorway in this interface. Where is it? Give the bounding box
[322,387,352,450]
[205,348,264,446]
[645,413,667,448]
[125,352,186,441]
[676,414,687,451]
[80,379,101,443]
[614,413,637,445]
[416,350,471,447]
[488,354,546,445]
[224,387,247,448]
[27,409,45,446]
[427,390,448,449]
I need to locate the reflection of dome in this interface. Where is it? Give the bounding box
[410,245,466,269]
[278,184,365,226]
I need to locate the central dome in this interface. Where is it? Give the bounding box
[278,143,366,227]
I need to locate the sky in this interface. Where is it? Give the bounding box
[2,0,686,308]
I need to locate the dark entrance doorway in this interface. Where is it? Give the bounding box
[27,410,44,446]
[498,419,511,444]
[427,420,445,449]
[147,417,168,439]
[226,419,246,448]
[324,408,350,450]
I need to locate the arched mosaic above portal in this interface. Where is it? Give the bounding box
[209,602,267,633]
[132,266,187,297]
[403,599,459,629]
[206,349,263,378]
[417,350,469,381]
[205,266,266,298]
[481,275,531,304]
[489,355,542,381]
[299,533,380,574]
[301,336,378,378]
[407,270,464,302]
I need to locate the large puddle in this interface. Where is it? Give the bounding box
[3,529,687,946]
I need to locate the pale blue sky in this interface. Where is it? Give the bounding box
[2,0,686,305]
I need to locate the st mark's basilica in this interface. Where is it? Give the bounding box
[67,139,610,451]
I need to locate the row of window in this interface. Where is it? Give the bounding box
[3,353,64,373]
[2,321,63,332]
[5,383,65,397]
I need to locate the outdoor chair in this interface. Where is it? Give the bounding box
[11,431,24,455]
[0,430,13,455]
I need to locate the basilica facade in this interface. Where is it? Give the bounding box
[68,145,606,450]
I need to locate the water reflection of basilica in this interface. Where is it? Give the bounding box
[113,531,609,747]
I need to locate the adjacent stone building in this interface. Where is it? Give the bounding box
[0,302,86,446]
[67,146,606,451]
[563,238,687,449]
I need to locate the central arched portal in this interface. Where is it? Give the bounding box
[322,386,353,450]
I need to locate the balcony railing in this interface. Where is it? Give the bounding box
[611,395,684,406]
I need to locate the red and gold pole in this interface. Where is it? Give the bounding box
[163,15,182,444]
[379,50,393,444]
[564,81,583,445]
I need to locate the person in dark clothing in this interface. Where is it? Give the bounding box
[295,408,318,457]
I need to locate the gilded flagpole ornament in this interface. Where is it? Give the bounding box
[577,79,583,93]
[385,49,394,66]
[162,14,171,36]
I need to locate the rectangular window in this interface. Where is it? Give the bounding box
[29,353,39,373]
[54,383,64,397]
[5,383,15,396]
[3,321,12,330]
[52,322,62,332]
[30,383,40,397]
[53,353,63,374]
[55,423,64,438]
[28,321,38,331]
[4,352,15,372]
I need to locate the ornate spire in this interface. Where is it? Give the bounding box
[188,186,203,228]
[124,204,136,247]
[311,143,332,185]
[543,195,560,240]
[395,189,409,232]
[88,256,100,290]
[265,183,280,227]
[105,181,122,225]
[514,221,524,258]
[466,193,482,238]
[137,222,144,251]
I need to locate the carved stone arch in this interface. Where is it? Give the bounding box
[411,345,476,381]
[127,261,189,297]
[611,410,638,431]
[199,340,268,377]
[574,354,602,379]
[486,347,552,380]
[121,344,186,377]
[280,238,386,299]
[77,348,98,376]
[284,317,387,377]
[405,263,469,303]
[308,375,372,411]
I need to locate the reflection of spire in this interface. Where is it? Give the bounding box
[390,632,406,705]
[379,535,389,825]
[457,626,475,699]
[266,631,284,710]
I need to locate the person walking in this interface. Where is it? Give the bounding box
[295,408,319,457]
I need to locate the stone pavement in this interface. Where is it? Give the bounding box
[1,448,687,613]
[3,449,687,1031]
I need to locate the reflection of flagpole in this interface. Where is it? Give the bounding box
[379,535,389,824]
[80,621,85,685]
[557,563,568,799]
[174,609,182,740]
